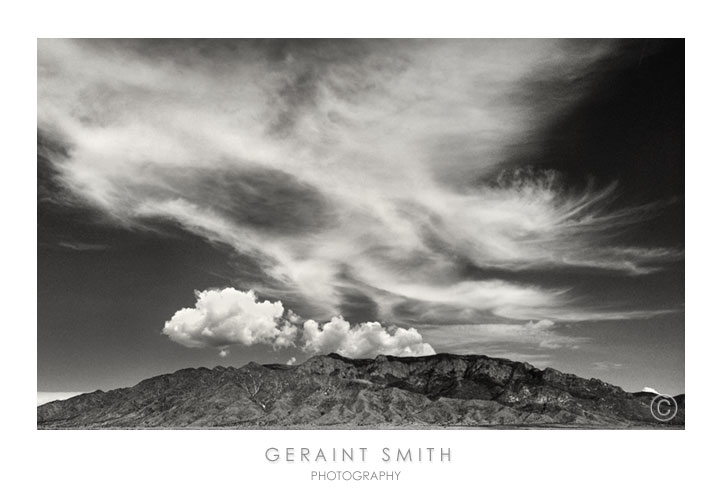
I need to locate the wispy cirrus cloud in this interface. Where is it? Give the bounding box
[58,241,110,251]
[422,320,588,351]
[592,361,624,371]
[37,39,681,329]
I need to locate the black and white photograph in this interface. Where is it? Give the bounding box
[9,0,722,496]
[36,38,685,429]
[10,0,722,493]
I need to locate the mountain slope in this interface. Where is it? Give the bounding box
[37,353,684,428]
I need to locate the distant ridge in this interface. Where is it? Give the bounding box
[38,353,684,428]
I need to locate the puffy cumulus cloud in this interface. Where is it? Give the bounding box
[162,288,297,351]
[302,317,435,358]
[162,287,434,358]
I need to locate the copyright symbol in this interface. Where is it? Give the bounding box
[650,394,678,422]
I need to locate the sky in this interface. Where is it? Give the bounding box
[37,39,684,397]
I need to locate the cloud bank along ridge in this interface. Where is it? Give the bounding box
[162,287,435,358]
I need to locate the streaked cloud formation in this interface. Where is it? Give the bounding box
[592,361,624,371]
[38,39,681,345]
[420,320,587,365]
[57,241,110,251]
[162,287,434,358]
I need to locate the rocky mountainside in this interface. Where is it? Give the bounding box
[37,353,684,428]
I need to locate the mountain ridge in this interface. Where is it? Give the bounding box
[37,352,684,428]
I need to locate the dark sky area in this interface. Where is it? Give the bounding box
[38,39,684,396]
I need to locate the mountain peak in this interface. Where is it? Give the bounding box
[38,352,684,429]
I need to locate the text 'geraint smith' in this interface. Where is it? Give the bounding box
[265,447,451,463]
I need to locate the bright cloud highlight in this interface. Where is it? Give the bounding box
[37,40,681,326]
[162,287,435,358]
[162,288,296,350]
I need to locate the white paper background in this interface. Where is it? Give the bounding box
[3,1,720,497]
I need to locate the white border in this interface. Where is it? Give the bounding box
[4,1,720,496]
